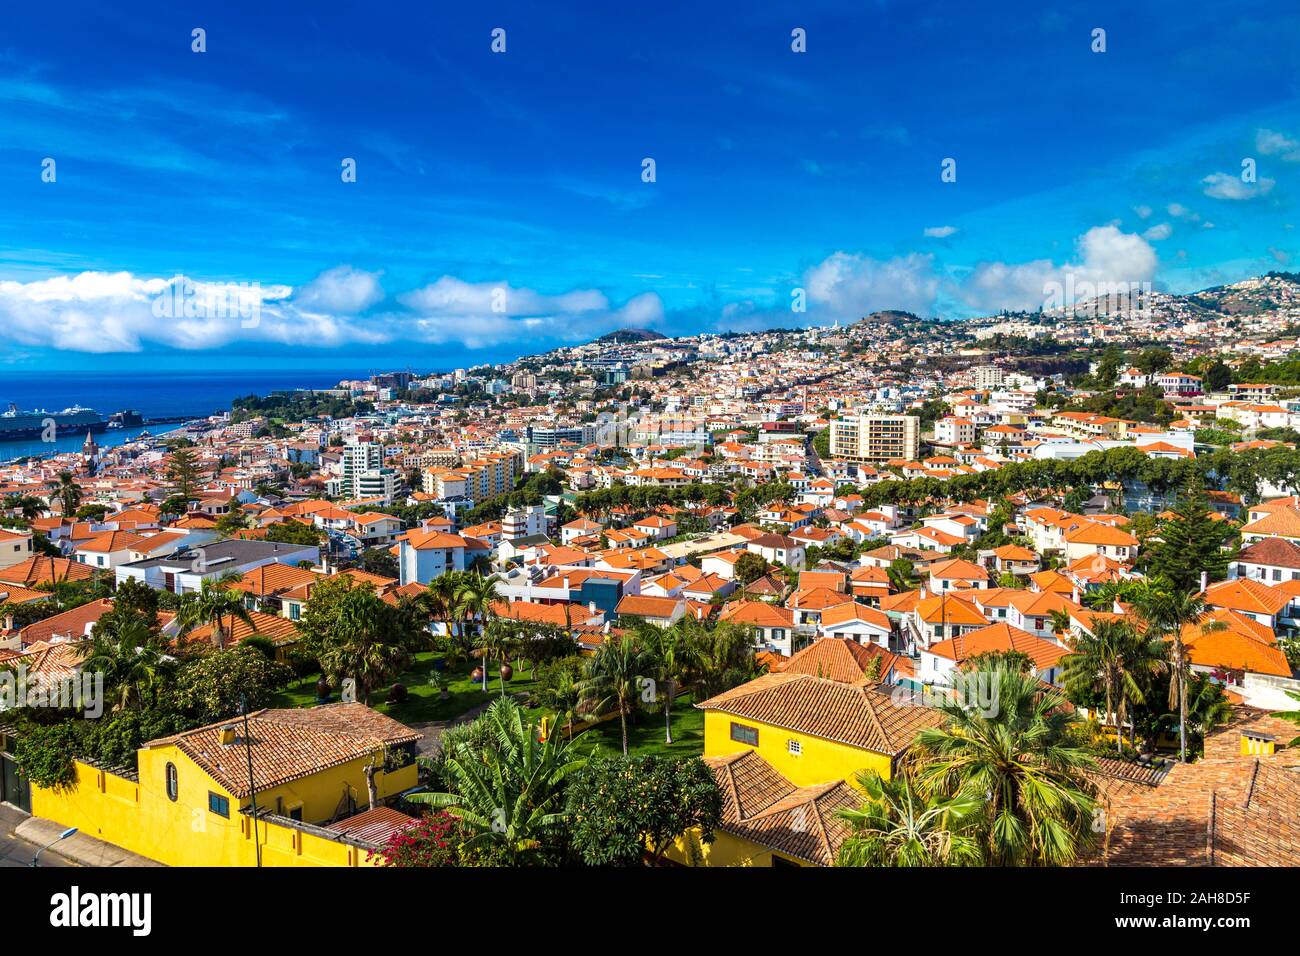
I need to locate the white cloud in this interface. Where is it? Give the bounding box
[0,268,662,353]
[1202,171,1275,200]
[1168,203,1201,221]
[923,225,959,238]
[294,266,384,314]
[1143,223,1172,241]
[802,252,939,318]
[1133,204,1153,220]
[1256,128,1300,162]
[960,225,1158,312]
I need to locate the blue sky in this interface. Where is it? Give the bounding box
[1,0,1299,371]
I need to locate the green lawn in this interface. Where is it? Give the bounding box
[273,653,709,760]
[273,651,544,724]
[573,691,705,760]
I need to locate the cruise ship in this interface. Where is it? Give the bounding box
[0,403,108,441]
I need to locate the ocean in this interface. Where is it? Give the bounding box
[0,368,368,464]
[0,369,369,420]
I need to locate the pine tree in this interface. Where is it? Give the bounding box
[1147,480,1236,592]
[166,447,201,502]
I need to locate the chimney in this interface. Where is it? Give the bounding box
[562,575,570,591]
[1071,588,1079,605]
[588,601,598,615]
[218,724,237,746]
[919,586,927,600]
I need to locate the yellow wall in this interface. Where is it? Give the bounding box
[31,749,417,868]
[702,711,894,787]
[668,828,811,868]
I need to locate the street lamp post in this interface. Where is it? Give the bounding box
[30,827,77,867]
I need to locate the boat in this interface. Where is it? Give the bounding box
[0,403,108,441]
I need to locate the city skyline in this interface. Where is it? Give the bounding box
[2,1,1300,371]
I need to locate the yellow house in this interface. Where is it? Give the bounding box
[30,702,421,867]
[677,667,942,867]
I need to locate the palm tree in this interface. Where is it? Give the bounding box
[3,494,44,521]
[478,617,518,695]
[455,572,499,690]
[1134,586,1225,762]
[1062,619,1167,753]
[407,697,586,864]
[835,768,983,867]
[55,472,81,517]
[1274,690,1300,746]
[580,634,654,756]
[687,620,761,701]
[917,665,1099,866]
[82,614,171,711]
[1175,672,1234,752]
[1046,608,1073,641]
[176,576,255,650]
[425,572,464,654]
[643,619,692,744]
[315,584,410,705]
[535,658,584,739]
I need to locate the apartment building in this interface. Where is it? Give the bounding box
[829,413,920,462]
[341,441,383,497]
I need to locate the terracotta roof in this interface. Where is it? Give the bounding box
[1202,578,1290,617]
[327,806,420,847]
[18,599,114,647]
[1237,536,1300,570]
[704,750,858,866]
[615,594,684,619]
[1178,609,1292,678]
[789,586,852,612]
[1241,508,1300,540]
[796,570,846,593]
[914,593,987,626]
[1101,712,1300,866]
[0,555,96,587]
[993,544,1038,561]
[232,563,320,598]
[697,672,942,755]
[145,702,420,798]
[927,622,1070,670]
[719,600,795,628]
[183,609,301,647]
[928,558,990,581]
[780,637,899,684]
[819,601,892,632]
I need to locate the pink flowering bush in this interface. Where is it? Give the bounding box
[368,811,464,867]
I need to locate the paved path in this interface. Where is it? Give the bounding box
[0,804,71,868]
[0,803,161,867]
[408,697,500,757]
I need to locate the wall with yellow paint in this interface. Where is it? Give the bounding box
[667,828,811,868]
[31,747,417,868]
[702,711,894,786]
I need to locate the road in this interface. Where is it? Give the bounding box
[0,805,71,867]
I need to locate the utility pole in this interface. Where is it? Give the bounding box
[241,695,262,867]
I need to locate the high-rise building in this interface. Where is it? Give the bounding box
[355,468,401,505]
[829,414,920,462]
[972,365,1005,389]
[342,441,383,497]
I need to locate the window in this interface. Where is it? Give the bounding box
[208,792,230,817]
[165,763,178,802]
[787,738,802,756]
[730,722,759,747]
